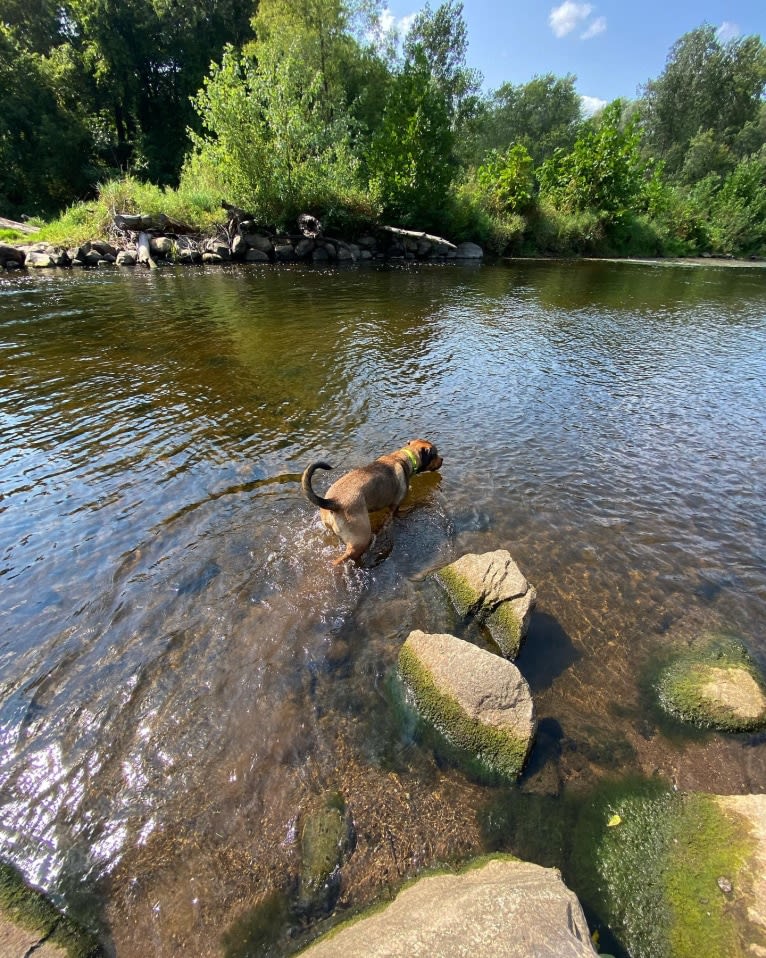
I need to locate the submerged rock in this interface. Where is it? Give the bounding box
[297,792,355,917]
[655,634,766,731]
[435,550,536,658]
[299,856,597,957]
[398,630,536,781]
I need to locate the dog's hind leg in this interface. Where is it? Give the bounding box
[331,511,373,566]
[332,541,369,566]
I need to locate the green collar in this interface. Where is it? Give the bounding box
[400,447,419,472]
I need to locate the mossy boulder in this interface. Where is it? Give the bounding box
[398,630,536,781]
[296,793,355,917]
[298,856,597,957]
[576,784,766,958]
[0,860,102,957]
[434,550,536,658]
[655,635,766,731]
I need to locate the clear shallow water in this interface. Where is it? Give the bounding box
[0,260,765,954]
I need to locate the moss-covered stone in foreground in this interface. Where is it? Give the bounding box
[579,784,761,958]
[0,860,102,957]
[655,634,766,731]
[398,631,536,781]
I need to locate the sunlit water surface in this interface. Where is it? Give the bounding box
[0,260,765,954]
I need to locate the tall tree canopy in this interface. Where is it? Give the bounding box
[641,24,766,175]
[0,0,256,213]
[183,0,372,221]
[368,0,477,224]
[473,73,583,164]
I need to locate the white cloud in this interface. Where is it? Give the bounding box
[377,7,418,40]
[374,7,417,51]
[398,12,418,36]
[378,8,396,33]
[581,95,607,117]
[581,15,606,39]
[549,2,592,39]
[716,21,741,42]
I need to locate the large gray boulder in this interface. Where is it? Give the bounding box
[299,857,598,956]
[435,550,536,658]
[398,630,536,781]
[25,249,56,268]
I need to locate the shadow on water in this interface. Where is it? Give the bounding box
[516,611,580,693]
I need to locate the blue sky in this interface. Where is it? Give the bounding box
[379,1,766,113]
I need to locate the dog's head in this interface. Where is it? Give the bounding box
[407,439,443,473]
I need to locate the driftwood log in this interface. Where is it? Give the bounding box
[114,212,195,234]
[0,216,39,235]
[381,225,457,249]
[136,232,158,269]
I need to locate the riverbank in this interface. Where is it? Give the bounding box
[0,212,485,270]
[3,211,765,272]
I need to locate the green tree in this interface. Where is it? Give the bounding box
[474,144,535,214]
[641,24,766,176]
[183,0,365,223]
[679,129,735,183]
[539,101,648,220]
[402,0,481,129]
[62,0,255,181]
[0,0,67,53]
[367,47,454,224]
[473,73,582,164]
[1,0,256,214]
[694,150,766,255]
[367,0,476,225]
[0,24,93,216]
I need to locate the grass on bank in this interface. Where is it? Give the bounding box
[35,177,226,247]
[25,173,763,259]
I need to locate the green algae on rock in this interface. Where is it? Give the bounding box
[576,783,762,958]
[297,792,355,917]
[0,860,102,957]
[398,630,536,782]
[655,634,766,732]
[434,550,536,658]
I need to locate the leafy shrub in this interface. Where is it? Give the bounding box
[525,202,606,255]
[182,43,361,228]
[475,144,535,214]
[708,151,766,255]
[449,165,529,253]
[539,101,649,222]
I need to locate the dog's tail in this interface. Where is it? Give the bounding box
[301,462,340,511]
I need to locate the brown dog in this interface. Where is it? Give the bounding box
[302,439,443,565]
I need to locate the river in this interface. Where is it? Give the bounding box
[1,259,765,955]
